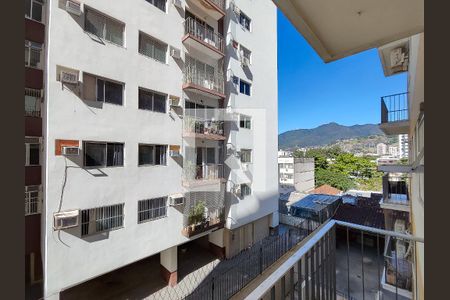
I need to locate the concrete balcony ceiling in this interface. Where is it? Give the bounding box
[187,0,225,21]
[274,0,424,62]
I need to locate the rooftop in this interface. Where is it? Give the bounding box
[309,184,342,195]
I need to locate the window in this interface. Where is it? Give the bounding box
[145,0,166,12]
[25,88,41,117]
[25,0,43,22]
[85,7,125,46]
[84,142,124,167]
[81,204,124,236]
[139,144,167,166]
[25,185,41,216]
[240,45,251,63]
[25,41,42,68]
[239,12,251,31]
[239,115,251,129]
[240,149,252,163]
[239,79,251,96]
[138,88,167,113]
[139,32,167,63]
[25,138,40,166]
[241,184,251,197]
[138,197,167,223]
[86,75,123,105]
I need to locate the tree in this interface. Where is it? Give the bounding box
[315,168,355,191]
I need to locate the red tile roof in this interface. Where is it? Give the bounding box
[310,184,342,195]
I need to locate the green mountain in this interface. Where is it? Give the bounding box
[279,122,384,149]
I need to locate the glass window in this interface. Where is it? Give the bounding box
[145,0,166,12]
[139,144,167,166]
[25,88,41,117]
[239,80,251,96]
[138,197,167,223]
[241,184,251,197]
[138,88,166,113]
[96,78,123,105]
[239,12,251,31]
[240,149,252,163]
[25,41,42,68]
[25,0,43,22]
[85,8,124,46]
[81,204,124,236]
[28,144,40,165]
[84,142,124,167]
[240,115,251,129]
[139,32,167,63]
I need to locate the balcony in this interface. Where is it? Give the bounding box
[183,17,224,59]
[183,67,225,99]
[183,163,224,188]
[380,92,410,135]
[182,207,225,238]
[380,176,410,212]
[236,220,423,300]
[183,116,225,141]
[187,0,225,21]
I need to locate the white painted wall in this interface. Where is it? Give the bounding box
[224,0,279,230]
[43,0,279,297]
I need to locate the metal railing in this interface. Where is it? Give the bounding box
[185,17,224,53]
[185,220,318,300]
[383,175,409,204]
[183,163,224,182]
[184,116,224,136]
[183,65,225,95]
[381,92,409,124]
[244,220,424,300]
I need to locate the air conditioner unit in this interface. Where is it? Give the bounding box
[169,194,184,206]
[170,46,181,59]
[53,210,79,230]
[66,0,82,16]
[62,146,80,156]
[60,71,79,84]
[172,0,183,8]
[394,219,406,233]
[169,96,181,107]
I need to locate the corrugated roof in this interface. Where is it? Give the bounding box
[290,194,341,212]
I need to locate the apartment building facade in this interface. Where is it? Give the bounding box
[33,0,278,298]
[278,156,315,194]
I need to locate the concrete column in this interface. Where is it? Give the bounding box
[208,228,225,259]
[269,212,280,235]
[160,246,177,287]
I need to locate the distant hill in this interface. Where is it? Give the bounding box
[279,122,384,149]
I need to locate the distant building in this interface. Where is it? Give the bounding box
[278,156,315,194]
[388,146,399,157]
[398,134,409,159]
[278,150,293,158]
[377,143,388,155]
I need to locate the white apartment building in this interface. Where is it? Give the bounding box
[41,0,278,298]
[377,142,388,156]
[278,156,315,194]
[388,145,399,157]
[399,133,409,159]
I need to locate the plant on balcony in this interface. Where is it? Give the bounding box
[188,201,206,229]
[184,116,196,133]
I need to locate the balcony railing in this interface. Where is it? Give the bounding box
[25,185,42,216]
[242,220,423,300]
[383,175,409,205]
[25,88,42,117]
[183,66,225,96]
[184,17,224,54]
[384,236,413,292]
[381,92,409,124]
[184,116,225,138]
[183,163,224,183]
[182,207,225,238]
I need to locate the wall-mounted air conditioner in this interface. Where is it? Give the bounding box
[172,0,182,9]
[62,146,80,156]
[61,71,79,84]
[66,0,82,16]
[169,96,181,107]
[53,210,79,230]
[169,194,184,206]
[170,46,181,59]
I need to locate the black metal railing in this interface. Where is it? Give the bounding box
[184,116,225,137]
[185,219,318,300]
[381,92,409,124]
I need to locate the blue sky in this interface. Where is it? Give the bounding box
[277,10,407,134]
